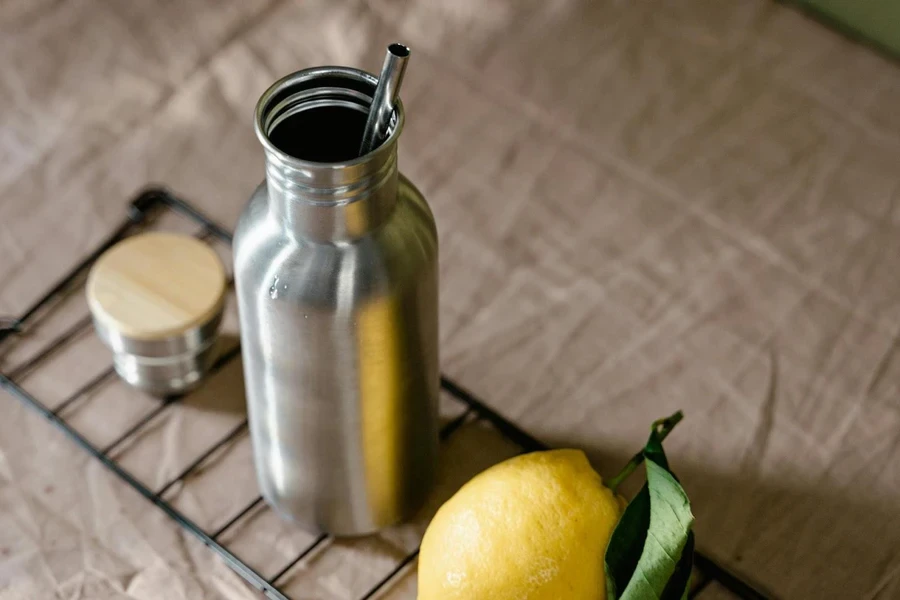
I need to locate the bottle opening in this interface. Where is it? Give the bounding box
[269,105,368,163]
[257,68,403,165]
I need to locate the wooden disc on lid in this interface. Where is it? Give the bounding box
[87,232,227,341]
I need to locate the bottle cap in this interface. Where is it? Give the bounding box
[87,232,226,341]
[87,232,227,396]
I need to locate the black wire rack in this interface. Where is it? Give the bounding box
[0,188,772,600]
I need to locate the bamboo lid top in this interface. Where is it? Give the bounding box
[87,232,227,341]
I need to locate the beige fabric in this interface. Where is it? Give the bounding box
[1,1,899,598]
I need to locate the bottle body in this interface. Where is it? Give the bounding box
[233,67,439,535]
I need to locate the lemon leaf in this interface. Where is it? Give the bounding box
[662,530,694,600]
[605,486,650,598]
[604,415,694,599]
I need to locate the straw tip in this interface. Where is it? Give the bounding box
[388,43,410,58]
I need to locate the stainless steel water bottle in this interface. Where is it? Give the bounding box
[233,63,439,535]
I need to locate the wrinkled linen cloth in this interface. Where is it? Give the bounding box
[2,1,900,599]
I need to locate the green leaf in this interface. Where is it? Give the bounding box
[605,486,650,599]
[662,531,694,600]
[604,413,694,600]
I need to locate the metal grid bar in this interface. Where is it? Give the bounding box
[157,419,249,497]
[269,534,330,586]
[213,496,266,539]
[53,366,117,415]
[0,219,139,346]
[359,550,419,600]
[0,374,290,600]
[100,398,178,455]
[7,314,94,381]
[0,188,773,600]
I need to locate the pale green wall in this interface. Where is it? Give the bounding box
[797,0,900,56]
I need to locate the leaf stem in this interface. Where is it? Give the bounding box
[607,411,684,494]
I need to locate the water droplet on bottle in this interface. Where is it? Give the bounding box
[269,277,279,300]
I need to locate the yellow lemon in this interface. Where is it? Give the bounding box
[418,449,622,600]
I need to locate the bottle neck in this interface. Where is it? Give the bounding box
[254,66,404,241]
[264,144,398,241]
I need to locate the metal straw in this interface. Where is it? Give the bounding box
[358,43,410,156]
